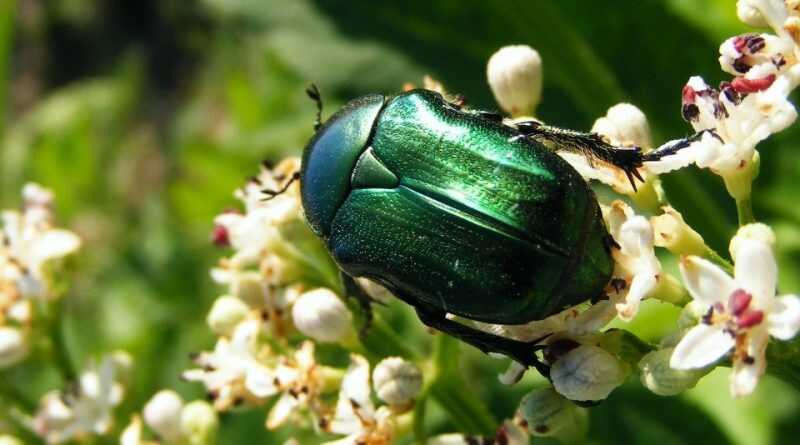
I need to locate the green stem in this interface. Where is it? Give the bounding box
[703,245,734,275]
[735,197,755,226]
[428,334,496,436]
[47,300,77,382]
[358,314,420,361]
[0,374,36,412]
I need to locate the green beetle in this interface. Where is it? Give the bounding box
[293,87,691,373]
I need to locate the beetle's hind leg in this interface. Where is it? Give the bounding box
[415,306,551,379]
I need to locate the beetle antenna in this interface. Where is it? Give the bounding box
[262,171,300,201]
[306,83,324,131]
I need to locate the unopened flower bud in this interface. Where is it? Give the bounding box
[592,103,652,148]
[372,357,422,408]
[518,387,574,436]
[261,253,302,285]
[207,296,250,336]
[0,327,28,368]
[180,401,219,445]
[730,223,775,259]
[487,45,543,117]
[0,436,24,445]
[639,348,707,396]
[144,390,185,441]
[551,345,626,401]
[230,272,265,307]
[651,206,706,256]
[736,0,768,27]
[291,288,353,343]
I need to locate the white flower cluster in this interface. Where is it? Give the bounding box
[34,352,131,444]
[184,162,466,443]
[481,0,800,405]
[0,183,80,368]
[121,390,218,445]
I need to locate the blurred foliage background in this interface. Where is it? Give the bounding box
[1,0,800,444]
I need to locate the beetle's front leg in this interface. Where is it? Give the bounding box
[415,306,551,379]
[510,120,645,189]
[510,120,720,190]
[341,273,376,337]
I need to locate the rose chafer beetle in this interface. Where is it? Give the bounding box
[272,86,701,376]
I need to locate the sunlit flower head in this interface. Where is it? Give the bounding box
[182,319,275,410]
[605,201,661,321]
[35,353,130,444]
[264,341,326,430]
[670,224,800,396]
[323,354,396,445]
[0,183,80,302]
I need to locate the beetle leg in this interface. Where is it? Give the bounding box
[510,120,646,191]
[415,307,551,379]
[341,273,376,337]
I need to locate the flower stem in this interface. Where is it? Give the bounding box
[702,245,734,275]
[428,334,496,436]
[47,300,77,383]
[735,197,755,226]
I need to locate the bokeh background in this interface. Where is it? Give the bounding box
[1,0,800,444]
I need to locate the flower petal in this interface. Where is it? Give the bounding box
[670,324,734,369]
[679,256,737,307]
[730,329,768,397]
[245,365,278,398]
[266,393,299,430]
[29,229,81,265]
[768,295,800,340]
[329,354,372,435]
[734,239,777,306]
[616,272,658,321]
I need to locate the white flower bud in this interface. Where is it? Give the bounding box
[372,357,422,407]
[180,401,219,445]
[230,272,265,307]
[592,103,652,148]
[291,288,352,343]
[551,345,626,401]
[0,436,24,445]
[736,0,768,27]
[730,223,776,259]
[518,387,574,436]
[207,296,250,336]
[487,45,543,117]
[639,348,707,396]
[144,390,185,441]
[650,206,706,256]
[0,327,29,368]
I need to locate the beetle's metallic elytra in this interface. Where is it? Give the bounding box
[302,89,614,322]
